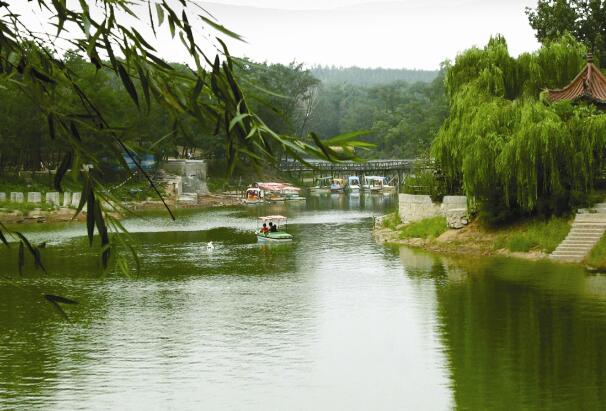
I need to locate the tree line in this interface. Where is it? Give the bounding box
[0,53,447,175]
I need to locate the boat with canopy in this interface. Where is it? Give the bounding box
[256,215,293,242]
[310,176,331,194]
[242,187,264,205]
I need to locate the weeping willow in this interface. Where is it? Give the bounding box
[432,34,606,223]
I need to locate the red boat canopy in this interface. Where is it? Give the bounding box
[255,182,292,192]
[547,53,606,106]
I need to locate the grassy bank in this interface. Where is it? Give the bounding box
[491,218,571,254]
[397,216,448,240]
[585,235,606,269]
[378,214,572,259]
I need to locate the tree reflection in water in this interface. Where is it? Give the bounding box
[400,246,606,409]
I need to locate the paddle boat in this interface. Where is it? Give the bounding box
[330,178,346,193]
[309,176,332,194]
[257,215,293,242]
[242,187,264,205]
[346,176,361,192]
[253,182,287,202]
[363,176,396,193]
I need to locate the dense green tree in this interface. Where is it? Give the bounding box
[305,74,448,159]
[432,35,606,224]
[526,0,606,66]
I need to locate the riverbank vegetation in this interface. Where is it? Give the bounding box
[491,218,571,253]
[378,214,571,258]
[431,34,606,225]
[398,217,448,240]
[585,232,606,270]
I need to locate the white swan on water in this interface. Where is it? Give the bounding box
[206,241,215,251]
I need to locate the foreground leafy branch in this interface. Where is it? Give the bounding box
[0,0,365,314]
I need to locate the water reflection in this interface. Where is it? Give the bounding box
[398,247,606,409]
[5,194,606,409]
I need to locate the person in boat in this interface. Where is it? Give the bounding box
[261,223,269,234]
[269,222,278,232]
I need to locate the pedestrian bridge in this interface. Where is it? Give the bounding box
[279,159,417,174]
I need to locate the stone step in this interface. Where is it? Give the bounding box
[549,204,606,261]
[564,232,600,236]
[564,238,603,243]
[550,252,584,257]
[549,256,583,262]
[560,237,601,242]
[574,225,606,229]
[562,235,602,244]
[560,241,600,246]
[550,252,585,258]
[565,232,601,236]
[564,234,601,238]
[567,233,605,237]
[557,242,595,247]
[555,246,594,252]
[574,217,606,223]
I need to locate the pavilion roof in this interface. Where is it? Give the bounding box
[547,54,606,105]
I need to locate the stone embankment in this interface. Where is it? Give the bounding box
[399,194,469,229]
[550,203,606,262]
[0,190,88,223]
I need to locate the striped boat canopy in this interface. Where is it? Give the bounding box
[547,53,606,106]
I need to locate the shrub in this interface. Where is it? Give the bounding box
[493,217,570,253]
[381,211,401,230]
[399,216,447,240]
[585,234,606,269]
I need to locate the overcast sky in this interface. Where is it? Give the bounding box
[199,0,541,70]
[16,0,541,70]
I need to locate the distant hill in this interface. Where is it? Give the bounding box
[310,66,439,87]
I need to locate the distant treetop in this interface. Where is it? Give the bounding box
[310,66,439,87]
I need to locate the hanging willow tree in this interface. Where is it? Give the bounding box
[432,34,606,224]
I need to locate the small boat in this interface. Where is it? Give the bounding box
[346,176,361,192]
[242,187,264,205]
[330,178,346,193]
[309,176,332,194]
[257,215,293,242]
[364,176,396,193]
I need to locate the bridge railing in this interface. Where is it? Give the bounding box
[279,159,417,173]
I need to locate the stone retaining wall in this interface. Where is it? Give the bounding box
[0,191,83,208]
[399,194,442,224]
[399,194,470,229]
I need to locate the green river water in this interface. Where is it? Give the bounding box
[1,194,606,410]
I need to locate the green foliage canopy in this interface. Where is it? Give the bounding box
[526,0,606,66]
[305,74,448,159]
[432,35,606,223]
[0,0,364,281]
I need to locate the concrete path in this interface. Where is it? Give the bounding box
[550,203,606,262]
